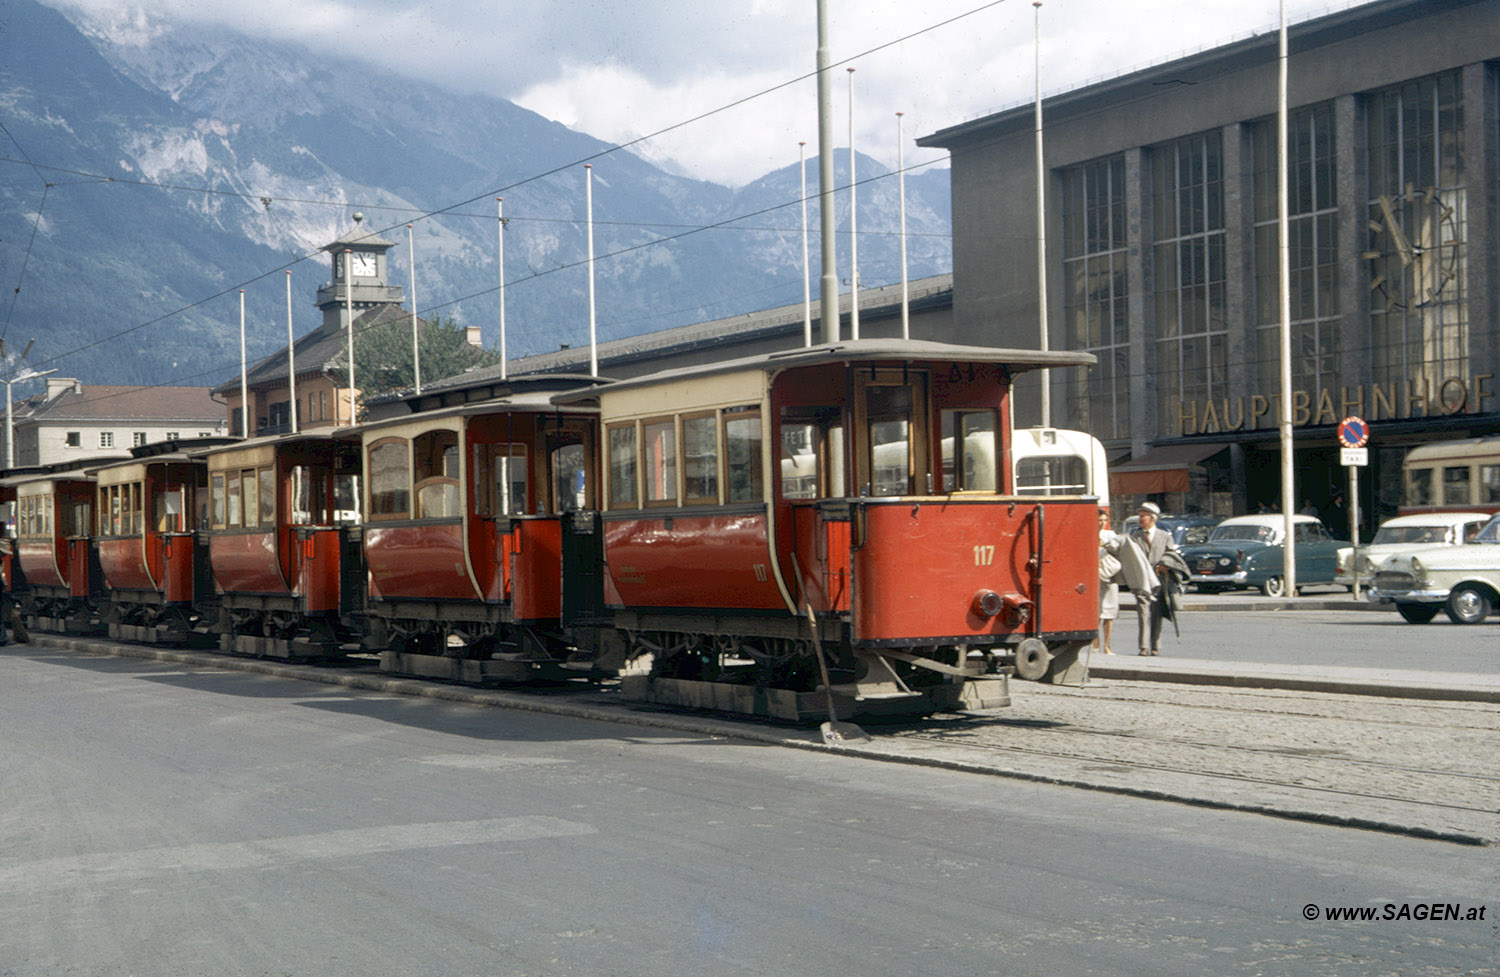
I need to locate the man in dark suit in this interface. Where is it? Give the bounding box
[1129,501,1178,655]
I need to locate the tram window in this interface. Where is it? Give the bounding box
[474,443,528,516]
[863,383,921,497]
[289,467,311,525]
[259,467,276,525]
[1016,457,1089,496]
[108,486,122,534]
[369,439,411,519]
[158,487,184,532]
[128,483,142,534]
[940,410,997,492]
[43,495,52,535]
[552,443,588,512]
[780,413,845,500]
[1406,468,1433,506]
[227,471,244,527]
[63,500,87,538]
[334,474,360,523]
[643,418,677,505]
[414,431,460,519]
[1482,465,1500,504]
[244,470,262,528]
[607,424,637,508]
[211,474,226,527]
[724,410,763,503]
[682,413,718,505]
[1442,466,1471,506]
[780,422,819,500]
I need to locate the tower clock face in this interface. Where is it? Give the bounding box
[1363,184,1459,311]
[350,252,378,277]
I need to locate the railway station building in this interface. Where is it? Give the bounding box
[919,0,1499,530]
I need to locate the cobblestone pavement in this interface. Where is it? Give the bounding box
[876,678,1500,845]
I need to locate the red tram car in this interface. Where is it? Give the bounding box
[86,441,237,644]
[200,432,362,658]
[5,466,107,632]
[561,339,1100,719]
[351,383,611,683]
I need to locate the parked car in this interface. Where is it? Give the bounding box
[1179,514,1342,596]
[1120,513,1224,547]
[1369,513,1500,624]
[1334,512,1491,587]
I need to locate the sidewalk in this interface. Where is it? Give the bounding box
[1078,651,1500,703]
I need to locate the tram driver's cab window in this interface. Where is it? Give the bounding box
[857,375,928,497]
[941,409,998,492]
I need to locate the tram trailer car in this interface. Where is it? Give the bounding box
[4,465,111,634]
[87,441,230,645]
[200,432,364,659]
[350,384,613,684]
[560,339,1101,721]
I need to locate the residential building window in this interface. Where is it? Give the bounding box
[1152,131,1228,435]
[1365,72,1467,394]
[100,432,115,448]
[65,432,81,447]
[132,432,148,447]
[1062,155,1129,441]
[166,432,180,441]
[1252,103,1340,404]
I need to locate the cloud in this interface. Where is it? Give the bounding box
[50,0,1355,186]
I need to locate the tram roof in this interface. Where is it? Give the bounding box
[551,338,1095,404]
[341,388,599,438]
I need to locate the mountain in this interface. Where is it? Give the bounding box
[0,0,951,388]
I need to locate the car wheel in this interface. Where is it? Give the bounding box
[1444,585,1494,625]
[1396,602,1440,624]
[1260,576,1286,598]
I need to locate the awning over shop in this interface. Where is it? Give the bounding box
[1109,443,1227,495]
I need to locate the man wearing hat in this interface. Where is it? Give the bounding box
[1128,502,1178,655]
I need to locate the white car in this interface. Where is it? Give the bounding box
[1369,513,1500,624]
[1335,512,1490,587]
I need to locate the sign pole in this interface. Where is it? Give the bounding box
[1337,416,1370,600]
[1349,463,1360,599]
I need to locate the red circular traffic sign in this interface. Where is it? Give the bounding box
[1338,416,1369,449]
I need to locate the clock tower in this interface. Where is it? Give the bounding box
[315,214,403,332]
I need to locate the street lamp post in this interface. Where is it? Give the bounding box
[3,367,57,469]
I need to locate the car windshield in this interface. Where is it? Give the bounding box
[1180,525,1217,544]
[1476,516,1500,544]
[1372,525,1450,545]
[1210,524,1275,543]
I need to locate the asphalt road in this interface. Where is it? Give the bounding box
[1106,606,1497,672]
[2,645,1494,977]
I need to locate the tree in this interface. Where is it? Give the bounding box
[332,313,498,407]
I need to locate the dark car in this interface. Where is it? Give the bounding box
[1178,514,1343,596]
[1120,513,1224,547]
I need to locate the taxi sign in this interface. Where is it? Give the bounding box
[1337,416,1369,449]
[1341,447,1368,467]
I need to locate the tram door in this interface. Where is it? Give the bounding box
[551,428,606,623]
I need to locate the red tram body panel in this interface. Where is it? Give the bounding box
[603,512,781,611]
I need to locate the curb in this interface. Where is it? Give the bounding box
[16,635,1492,848]
[1081,661,1500,703]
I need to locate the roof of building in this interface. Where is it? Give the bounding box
[433,273,955,393]
[214,303,429,395]
[18,383,223,424]
[918,0,1482,148]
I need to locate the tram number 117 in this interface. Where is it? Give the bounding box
[973,545,996,566]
